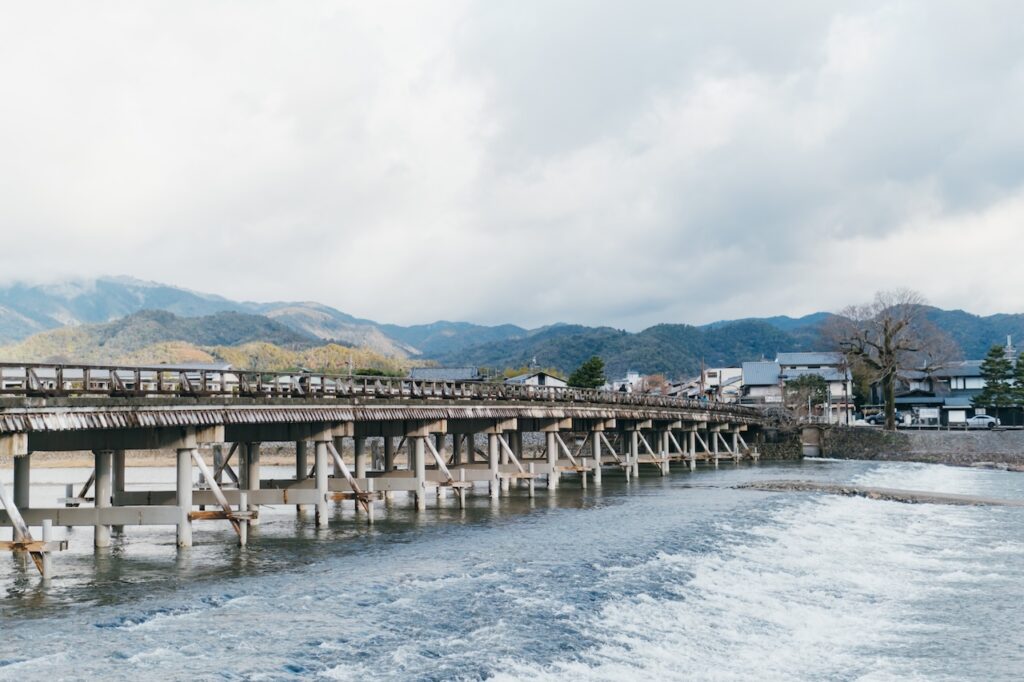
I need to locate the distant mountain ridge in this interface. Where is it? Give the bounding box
[1,277,1022,377]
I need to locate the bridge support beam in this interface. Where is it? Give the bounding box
[689,431,697,471]
[591,432,602,485]
[659,431,670,475]
[500,431,512,493]
[383,437,395,502]
[434,434,447,501]
[451,433,462,466]
[629,430,639,480]
[94,450,112,548]
[489,433,500,499]
[112,449,126,532]
[13,454,30,510]
[354,437,367,479]
[414,436,427,510]
[246,443,261,526]
[295,440,308,511]
[546,432,558,490]
[314,440,329,528]
[175,448,192,548]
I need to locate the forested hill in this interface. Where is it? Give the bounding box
[435,320,818,378]
[2,277,1024,377]
[0,310,317,365]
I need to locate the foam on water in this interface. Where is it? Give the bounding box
[494,464,1024,681]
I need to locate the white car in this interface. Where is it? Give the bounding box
[965,414,1000,429]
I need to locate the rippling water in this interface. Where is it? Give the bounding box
[2,459,1023,680]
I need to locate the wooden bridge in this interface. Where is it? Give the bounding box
[0,363,766,577]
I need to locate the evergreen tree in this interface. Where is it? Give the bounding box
[1012,352,1024,405]
[568,356,606,389]
[973,345,1014,407]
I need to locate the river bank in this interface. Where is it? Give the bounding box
[821,426,1024,471]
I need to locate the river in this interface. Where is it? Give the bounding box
[2,459,1022,680]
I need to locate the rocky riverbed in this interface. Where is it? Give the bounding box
[738,479,1024,507]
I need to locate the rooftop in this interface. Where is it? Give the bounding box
[742,361,781,386]
[776,352,845,367]
[409,367,481,382]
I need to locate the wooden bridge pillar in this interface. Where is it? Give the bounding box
[94,450,113,548]
[629,430,639,479]
[591,432,602,485]
[688,430,697,471]
[500,430,513,493]
[246,443,261,526]
[451,433,462,466]
[13,454,30,510]
[354,437,367,479]
[175,448,192,548]
[112,449,126,532]
[546,432,558,490]
[489,433,501,499]
[414,436,427,510]
[314,440,329,528]
[659,430,670,475]
[383,437,395,502]
[295,440,308,511]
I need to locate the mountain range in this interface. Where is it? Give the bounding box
[1,276,1021,378]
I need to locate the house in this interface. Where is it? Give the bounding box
[741,361,783,404]
[409,367,481,382]
[776,352,854,423]
[877,360,988,425]
[738,353,854,422]
[505,371,567,388]
[603,370,642,393]
[701,367,742,402]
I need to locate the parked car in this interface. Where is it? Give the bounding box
[865,411,909,425]
[965,414,1000,429]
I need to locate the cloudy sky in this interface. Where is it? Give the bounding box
[1,1,1022,329]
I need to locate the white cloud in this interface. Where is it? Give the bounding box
[0,1,1022,328]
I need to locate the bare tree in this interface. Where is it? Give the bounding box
[827,289,957,430]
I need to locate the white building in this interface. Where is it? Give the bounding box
[505,371,568,388]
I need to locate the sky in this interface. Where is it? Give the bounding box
[1,1,1023,330]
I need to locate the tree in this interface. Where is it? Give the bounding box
[974,345,1015,407]
[568,356,606,389]
[784,374,828,418]
[1013,352,1024,406]
[828,289,956,431]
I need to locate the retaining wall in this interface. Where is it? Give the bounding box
[823,426,1024,467]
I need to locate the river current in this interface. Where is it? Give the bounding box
[1,459,1022,680]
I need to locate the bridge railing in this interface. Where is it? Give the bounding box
[0,362,760,418]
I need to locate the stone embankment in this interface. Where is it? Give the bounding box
[821,426,1024,471]
[738,480,1024,507]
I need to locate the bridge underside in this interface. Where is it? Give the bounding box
[0,398,763,578]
